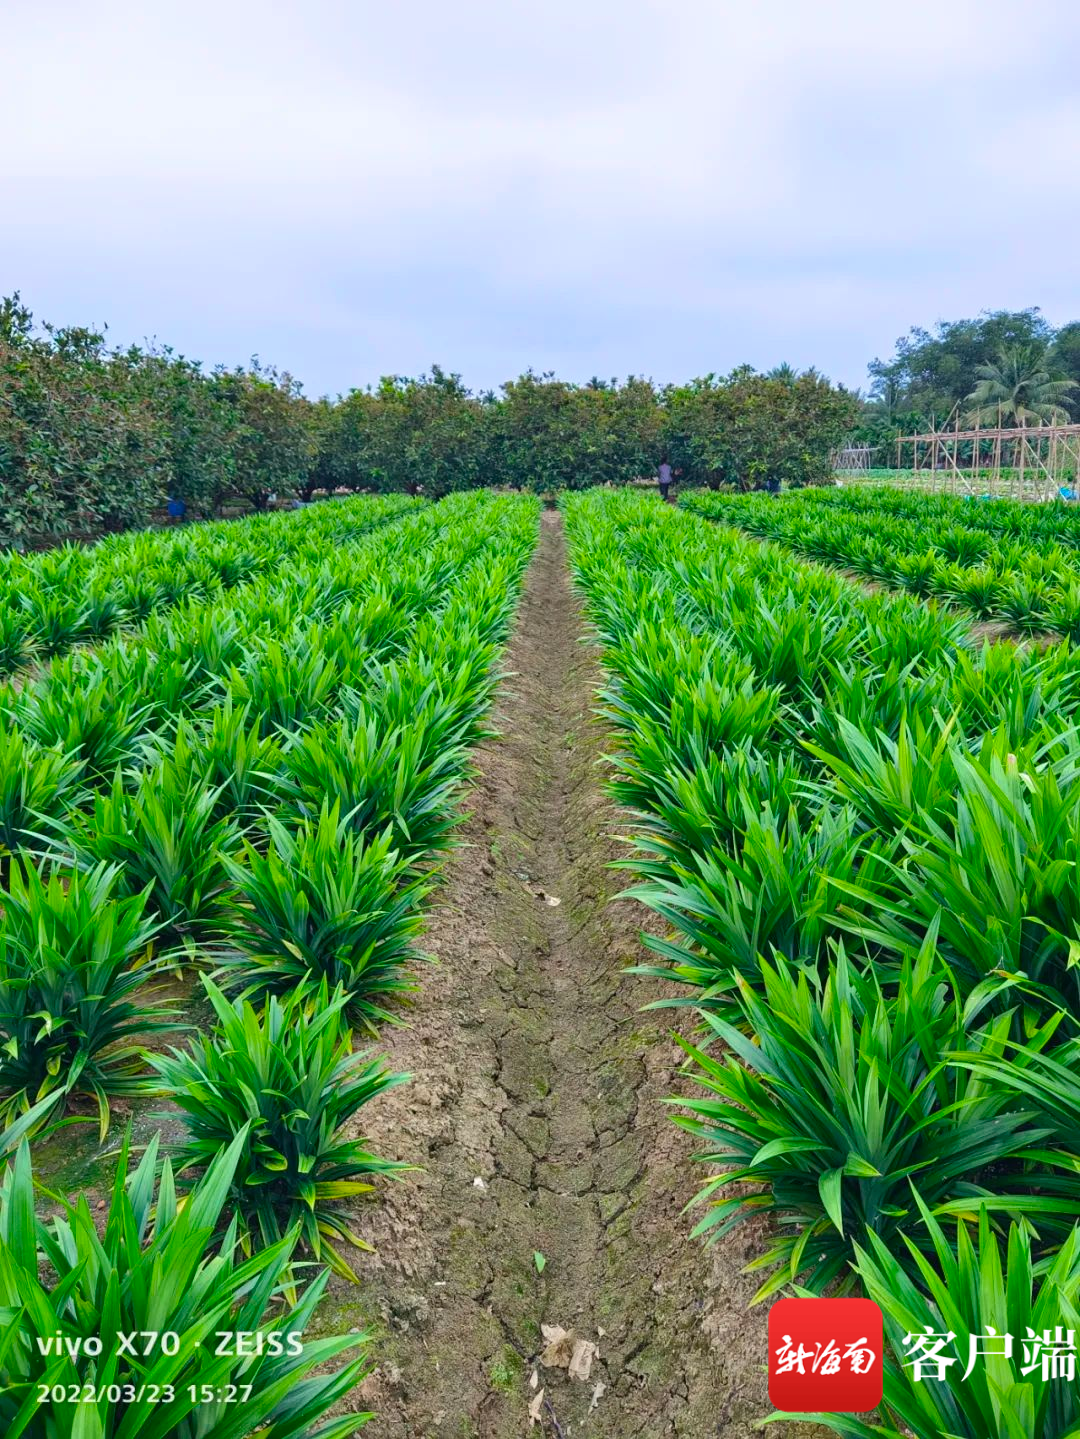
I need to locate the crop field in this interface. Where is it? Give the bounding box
[0,494,420,676]
[685,484,1080,637]
[565,489,1080,1438]
[5,483,1080,1439]
[0,490,545,1434]
[834,468,1076,500]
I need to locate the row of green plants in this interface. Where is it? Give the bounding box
[803,482,1080,547]
[0,491,540,1434]
[0,493,418,676]
[681,486,1080,637]
[563,488,1080,1437]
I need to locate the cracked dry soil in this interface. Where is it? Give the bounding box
[333,511,827,1438]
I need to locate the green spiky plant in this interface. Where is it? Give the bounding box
[277,710,467,866]
[0,861,176,1136]
[0,607,32,677]
[1046,581,1080,642]
[10,657,151,785]
[18,590,90,658]
[622,801,882,1013]
[834,745,1080,1021]
[152,977,408,1284]
[68,765,243,952]
[891,551,938,596]
[0,725,81,881]
[215,803,427,1028]
[183,701,285,827]
[0,1129,374,1437]
[82,579,127,640]
[223,636,340,737]
[771,1206,1080,1439]
[952,565,1005,619]
[671,944,1051,1300]
[946,1033,1080,1234]
[997,574,1057,634]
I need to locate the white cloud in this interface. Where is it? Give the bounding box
[2,0,1079,392]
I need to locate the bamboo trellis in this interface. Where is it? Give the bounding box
[832,444,876,474]
[893,410,1080,502]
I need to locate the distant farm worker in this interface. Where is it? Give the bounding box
[658,458,673,501]
[166,494,187,524]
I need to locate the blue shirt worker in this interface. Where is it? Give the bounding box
[658,460,673,501]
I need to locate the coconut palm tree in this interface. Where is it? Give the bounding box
[767,362,797,384]
[964,344,1078,427]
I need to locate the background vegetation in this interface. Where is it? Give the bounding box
[0,295,856,546]
[10,292,1080,548]
[855,307,1080,462]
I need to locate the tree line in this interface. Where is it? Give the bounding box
[0,294,856,545]
[856,308,1080,460]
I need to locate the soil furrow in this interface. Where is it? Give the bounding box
[337,510,820,1437]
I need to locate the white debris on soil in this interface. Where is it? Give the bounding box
[569,1338,598,1381]
[539,1323,599,1381]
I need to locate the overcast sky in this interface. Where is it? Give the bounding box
[4,0,1080,398]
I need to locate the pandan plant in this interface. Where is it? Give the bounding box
[277,711,466,867]
[152,977,408,1282]
[67,765,242,952]
[671,945,1051,1300]
[166,703,284,830]
[952,564,1005,619]
[0,725,81,882]
[11,656,151,786]
[216,803,428,1028]
[0,860,176,1136]
[0,606,33,677]
[18,589,90,658]
[0,1129,374,1436]
[997,574,1057,633]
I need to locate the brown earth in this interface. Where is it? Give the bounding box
[326,512,828,1438]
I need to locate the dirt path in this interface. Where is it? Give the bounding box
[337,511,822,1438]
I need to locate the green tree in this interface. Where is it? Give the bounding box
[0,296,168,542]
[1049,321,1080,418]
[869,309,1055,420]
[210,363,313,509]
[964,344,1078,426]
[490,371,600,492]
[662,367,856,490]
[125,345,240,515]
[488,372,661,492]
[328,368,489,497]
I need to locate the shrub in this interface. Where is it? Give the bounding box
[0,1129,374,1436]
[0,861,175,1135]
[215,804,427,1028]
[152,977,407,1281]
